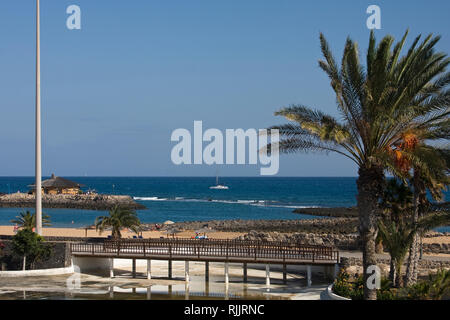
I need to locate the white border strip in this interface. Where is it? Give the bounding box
[327,284,351,300]
[0,265,74,278]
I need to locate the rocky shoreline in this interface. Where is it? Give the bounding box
[148,219,449,254]
[0,193,146,211]
[149,217,360,234]
[293,202,449,218]
[293,207,359,217]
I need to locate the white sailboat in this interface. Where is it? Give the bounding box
[209,174,229,190]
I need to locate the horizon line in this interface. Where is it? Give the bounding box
[0,175,360,178]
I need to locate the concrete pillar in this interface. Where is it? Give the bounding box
[185,261,190,282]
[205,261,210,282]
[225,285,229,300]
[307,265,312,287]
[185,282,190,300]
[168,260,172,279]
[147,260,152,280]
[132,259,136,278]
[146,286,151,300]
[243,263,248,283]
[283,264,287,284]
[109,258,114,278]
[265,264,270,287]
[224,262,229,285]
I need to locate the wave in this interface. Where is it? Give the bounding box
[133,197,168,201]
[133,196,321,209]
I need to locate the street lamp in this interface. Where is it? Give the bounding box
[35,0,43,236]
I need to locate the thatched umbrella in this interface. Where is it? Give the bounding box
[78,225,96,237]
[164,227,182,239]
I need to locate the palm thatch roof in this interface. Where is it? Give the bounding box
[29,173,85,189]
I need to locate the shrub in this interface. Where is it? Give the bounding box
[333,269,449,300]
[333,270,399,300]
[405,269,450,300]
[332,270,364,300]
[12,229,52,270]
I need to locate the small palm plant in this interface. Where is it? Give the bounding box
[95,205,141,239]
[379,179,450,288]
[10,211,51,231]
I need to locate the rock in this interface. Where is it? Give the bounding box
[0,193,146,211]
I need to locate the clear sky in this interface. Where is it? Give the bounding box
[0,0,449,177]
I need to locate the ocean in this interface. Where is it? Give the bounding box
[0,177,448,232]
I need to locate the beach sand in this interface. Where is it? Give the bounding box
[0,226,244,240]
[1,226,449,245]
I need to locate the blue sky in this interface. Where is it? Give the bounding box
[0,0,449,177]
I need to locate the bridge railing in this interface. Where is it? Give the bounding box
[70,238,339,263]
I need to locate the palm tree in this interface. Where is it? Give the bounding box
[378,209,450,288]
[10,210,51,231]
[95,205,141,239]
[267,30,449,299]
[379,178,415,287]
[404,147,450,286]
[386,135,449,286]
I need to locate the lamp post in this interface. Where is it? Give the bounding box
[35,0,43,236]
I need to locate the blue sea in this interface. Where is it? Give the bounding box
[0,177,448,232]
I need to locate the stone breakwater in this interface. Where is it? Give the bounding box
[340,256,450,276]
[293,207,358,218]
[234,230,450,254]
[0,193,146,211]
[236,230,361,250]
[152,217,360,234]
[293,202,449,218]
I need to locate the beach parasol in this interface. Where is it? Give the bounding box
[78,225,96,237]
[164,227,182,239]
[163,220,175,225]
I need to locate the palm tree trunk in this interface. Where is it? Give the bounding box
[405,170,424,286]
[23,255,26,271]
[357,166,384,300]
[389,259,396,285]
[394,259,403,288]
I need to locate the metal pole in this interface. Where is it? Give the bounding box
[35,0,43,236]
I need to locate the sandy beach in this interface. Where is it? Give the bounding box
[0,225,244,240]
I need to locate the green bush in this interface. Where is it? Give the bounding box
[404,269,450,300]
[332,270,364,300]
[12,229,52,270]
[333,269,450,300]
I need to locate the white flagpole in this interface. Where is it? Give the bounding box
[35,0,43,235]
